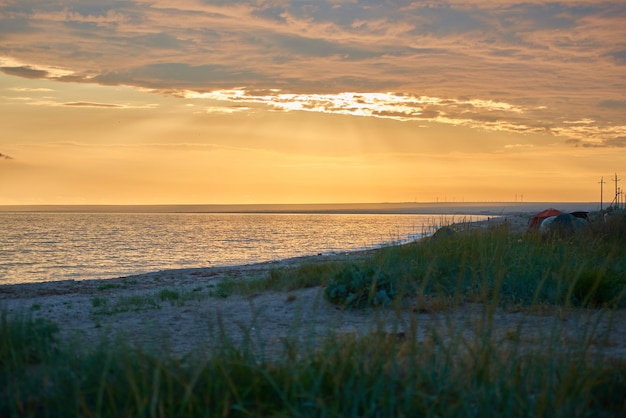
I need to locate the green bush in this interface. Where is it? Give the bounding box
[158,288,181,302]
[325,263,395,308]
[265,261,341,291]
[572,268,626,307]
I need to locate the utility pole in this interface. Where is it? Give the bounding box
[599,176,605,211]
[612,173,620,209]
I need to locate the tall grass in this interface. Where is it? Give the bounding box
[214,213,625,309]
[326,214,626,309]
[1,212,625,417]
[1,312,624,417]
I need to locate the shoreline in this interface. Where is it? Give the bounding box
[0,213,523,299]
[1,211,508,287]
[0,249,375,300]
[4,212,623,360]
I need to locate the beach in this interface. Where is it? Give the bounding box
[1,213,624,360]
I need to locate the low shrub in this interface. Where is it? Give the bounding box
[158,288,181,302]
[572,268,626,307]
[325,263,395,308]
[266,262,338,291]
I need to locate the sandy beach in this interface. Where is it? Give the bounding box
[1,213,624,360]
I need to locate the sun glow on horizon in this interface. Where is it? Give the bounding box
[0,72,621,205]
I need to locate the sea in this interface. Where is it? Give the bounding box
[0,210,492,285]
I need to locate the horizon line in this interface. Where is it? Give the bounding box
[0,201,600,214]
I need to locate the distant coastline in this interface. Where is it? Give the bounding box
[0,202,598,215]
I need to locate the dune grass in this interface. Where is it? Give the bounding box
[1,211,625,417]
[356,214,626,309]
[1,309,625,417]
[226,211,626,310]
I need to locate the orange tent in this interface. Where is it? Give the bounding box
[527,208,563,231]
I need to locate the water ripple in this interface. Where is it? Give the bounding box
[0,213,484,284]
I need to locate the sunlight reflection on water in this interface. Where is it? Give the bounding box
[0,213,486,284]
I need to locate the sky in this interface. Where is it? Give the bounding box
[1,0,625,205]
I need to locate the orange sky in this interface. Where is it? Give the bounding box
[1,1,625,205]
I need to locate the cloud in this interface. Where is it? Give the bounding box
[92,63,269,89]
[0,57,76,78]
[184,88,626,146]
[0,17,36,43]
[202,105,251,114]
[0,89,157,109]
[63,101,124,108]
[1,66,49,79]
[8,87,54,92]
[604,50,626,65]
[133,32,187,49]
[0,1,625,147]
[602,137,626,148]
[599,100,626,109]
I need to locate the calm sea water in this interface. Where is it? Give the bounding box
[0,212,485,285]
